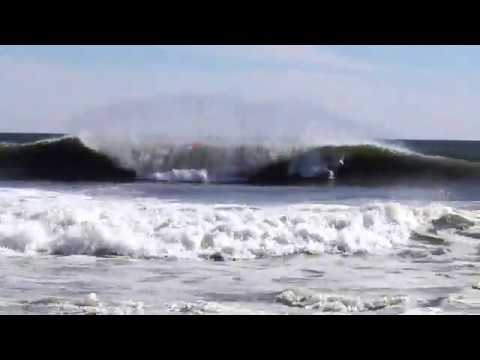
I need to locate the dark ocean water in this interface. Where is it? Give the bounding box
[0,133,63,144]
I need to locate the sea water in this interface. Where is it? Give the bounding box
[1,181,480,315]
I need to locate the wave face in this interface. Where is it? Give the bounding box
[249,144,480,185]
[0,137,135,181]
[2,134,480,184]
[0,188,458,259]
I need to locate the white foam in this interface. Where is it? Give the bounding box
[275,289,411,313]
[276,289,418,313]
[0,188,455,260]
[151,169,209,183]
[402,307,446,315]
[167,301,269,315]
[22,293,145,315]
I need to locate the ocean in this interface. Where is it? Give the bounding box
[1,133,480,315]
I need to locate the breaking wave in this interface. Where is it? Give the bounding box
[2,135,480,184]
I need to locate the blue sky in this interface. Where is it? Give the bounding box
[4,45,479,74]
[335,45,480,71]
[1,45,480,139]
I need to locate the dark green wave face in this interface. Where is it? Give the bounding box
[2,134,480,184]
[248,145,480,185]
[335,145,480,181]
[0,137,136,181]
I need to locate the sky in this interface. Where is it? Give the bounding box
[1,45,480,140]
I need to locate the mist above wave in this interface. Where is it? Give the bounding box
[68,94,377,144]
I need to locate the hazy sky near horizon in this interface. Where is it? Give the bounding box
[1,45,479,140]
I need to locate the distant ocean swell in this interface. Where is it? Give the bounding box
[2,136,480,184]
